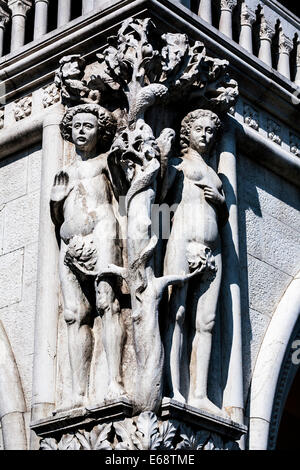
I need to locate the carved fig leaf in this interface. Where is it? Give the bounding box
[40,438,58,450]
[135,411,162,450]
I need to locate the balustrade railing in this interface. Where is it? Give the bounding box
[0,0,299,88]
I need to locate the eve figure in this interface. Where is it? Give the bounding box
[50,104,125,408]
[163,109,228,415]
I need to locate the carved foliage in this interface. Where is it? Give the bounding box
[14,95,32,121]
[40,412,240,451]
[43,83,60,108]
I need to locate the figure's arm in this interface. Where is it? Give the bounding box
[50,170,73,227]
[199,183,229,227]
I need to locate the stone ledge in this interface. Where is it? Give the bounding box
[31,397,247,442]
[30,398,133,438]
[160,398,247,441]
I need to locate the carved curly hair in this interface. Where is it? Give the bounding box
[180,109,221,152]
[60,104,117,150]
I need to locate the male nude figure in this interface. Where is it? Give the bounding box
[50,104,125,408]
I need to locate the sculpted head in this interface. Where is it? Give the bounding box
[180,109,221,156]
[61,104,117,153]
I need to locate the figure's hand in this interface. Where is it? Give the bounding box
[201,185,225,206]
[50,171,73,202]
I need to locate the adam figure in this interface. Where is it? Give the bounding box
[50,104,125,408]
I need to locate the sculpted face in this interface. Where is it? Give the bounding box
[189,116,217,155]
[72,113,98,153]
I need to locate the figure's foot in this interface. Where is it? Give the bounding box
[188,396,227,418]
[106,382,127,401]
[171,390,186,404]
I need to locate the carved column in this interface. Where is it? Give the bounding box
[198,0,212,24]
[258,19,274,68]
[295,42,300,87]
[57,0,71,28]
[0,1,10,57]
[239,3,255,53]
[33,0,48,39]
[219,0,237,39]
[277,32,293,80]
[30,106,65,449]
[82,0,94,15]
[8,0,32,52]
[218,117,244,439]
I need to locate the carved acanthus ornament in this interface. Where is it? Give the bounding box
[14,95,32,121]
[8,0,32,17]
[279,33,293,55]
[0,2,10,29]
[39,412,240,451]
[220,0,237,12]
[42,83,60,108]
[240,3,255,27]
[260,19,275,42]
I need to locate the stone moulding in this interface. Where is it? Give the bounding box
[31,399,247,450]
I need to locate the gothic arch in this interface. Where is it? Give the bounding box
[0,320,27,450]
[248,271,300,450]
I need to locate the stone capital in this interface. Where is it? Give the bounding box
[8,0,32,17]
[220,0,237,12]
[259,20,275,42]
[34,0,49,4]
[240,3,256,26]
[279,33,293,55]
[0,2,10,29]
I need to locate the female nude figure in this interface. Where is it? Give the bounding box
[50,104,125,408]
[164,109,228,415]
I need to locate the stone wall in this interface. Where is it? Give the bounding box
[0,144,42,443]
[238,153,300,408]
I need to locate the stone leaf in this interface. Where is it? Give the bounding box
[135,411,162,450]
[57,433,81,450]
[114,419,138,450]
[158,420,178,449]
[177,424,211,450]
[40,438,58,450]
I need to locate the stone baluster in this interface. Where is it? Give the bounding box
[57,0,71,28]
[0,1,10,57]
[198,0,212,25]
[8,0,32,52]
[239,3,255,53]
[295,42,300,87]
[82,0,94,15]
[33,0,48,39]
[258,19,274,68]
[219,0,237,39]
[277,32,293,80]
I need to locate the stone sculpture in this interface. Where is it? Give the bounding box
[51,17,238,416]
[163,109,228,415]
[50,104,126,408]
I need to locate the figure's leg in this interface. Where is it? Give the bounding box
[189,252,224,415]
[59,242,94,408]
[97,279,126,400]
[164,283,188,403]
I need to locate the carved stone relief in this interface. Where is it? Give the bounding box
[267,118,282,145]
[243,104,259,130]
[42,83,61,108]
[50,17,239,421]
[14,95,32,121]
[40,411,240,450]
